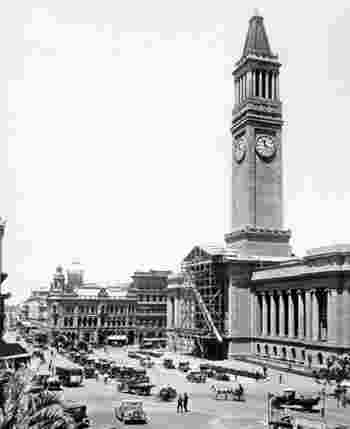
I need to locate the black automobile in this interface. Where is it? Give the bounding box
[62,401,90,428]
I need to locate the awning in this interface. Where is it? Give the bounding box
[107,335,127,341]
[0,342,30,360]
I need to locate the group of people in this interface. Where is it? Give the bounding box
[177,392,189,413]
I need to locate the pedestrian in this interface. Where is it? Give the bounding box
[183,392,189,412]
[104,372,109,384]
[342,387,347,408]
[95,369,99,381]
[279,373,283,384]
[177,394,183,413]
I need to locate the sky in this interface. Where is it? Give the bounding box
[2,1,350,304]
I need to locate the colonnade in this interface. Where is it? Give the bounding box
[255,288,332,342]
[235,69,279,105]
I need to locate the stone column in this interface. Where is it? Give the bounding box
[278,291,285,336]
[261,292,267,336]
[265,70,269,98]
[312,290,320,341]
[247,71,251,97]
[270,292,276,337]
[343,286,350,346]
[287,290,294,338]
[276,73,280,99]
[327,289,337,344]
[336,288,344,345]
[305,290,312,340]
[270,71,274,99]
[259,71,263,97]
[252,71,256,97]
[297,290,305,339]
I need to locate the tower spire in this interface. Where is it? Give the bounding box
[241,11,276,61]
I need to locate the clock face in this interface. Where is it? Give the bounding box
[234,135,247,163]
[255,135,276,160]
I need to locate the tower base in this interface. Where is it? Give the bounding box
[225,226,292,258]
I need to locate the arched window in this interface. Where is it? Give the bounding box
[318,352,324,365]
[257,344,261,354]
[282,347,287,360]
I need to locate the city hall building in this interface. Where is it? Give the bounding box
[167,12,350,366]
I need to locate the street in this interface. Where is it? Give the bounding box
[49,346,350,429]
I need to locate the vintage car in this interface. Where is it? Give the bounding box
[271,388,320,411]
[128,351,142,359]
[212,372,230,382]
[118,380,154,396]
[140,357,154,368]
[29,373,63,395]
[114,400,148,424]
[163,358,175,369]
[62,401,90,428]
[186,371,207,383]
[84,366,96,379]
[158,386,177,401]
[178,361,190,372]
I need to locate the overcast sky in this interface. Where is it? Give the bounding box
[2,1,350,304]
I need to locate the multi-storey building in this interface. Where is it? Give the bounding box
[167,12,350,367]
[130,270,169,343]
[21,288,49,322]
[47,265,137,344]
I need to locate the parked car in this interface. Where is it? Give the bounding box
[114,400,148,424]
[163,358,175,369]
[212,372,230,382]
[117,381,154,396]
[158,386,177,401]
[271,388,320,411]
[186,371,207,383]
[62,401,90,428]
[178,361,190,372]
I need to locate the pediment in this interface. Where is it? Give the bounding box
[183,244,224,264]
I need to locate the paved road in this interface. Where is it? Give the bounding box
[58,346,350,429]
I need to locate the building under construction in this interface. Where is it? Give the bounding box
[167,245,230,360]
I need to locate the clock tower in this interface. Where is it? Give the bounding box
[225,11,292,257]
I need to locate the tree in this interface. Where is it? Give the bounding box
[0,367,75,429]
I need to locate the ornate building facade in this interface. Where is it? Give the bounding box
[46,265,169,345]
[167,12,350,366]
[47,264,137,344]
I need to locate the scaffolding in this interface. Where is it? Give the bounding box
[179,251,228,359]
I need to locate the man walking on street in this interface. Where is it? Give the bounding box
[183,392,189,412]
[177,394,183,413]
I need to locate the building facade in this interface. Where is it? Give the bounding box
[21,288,49,322]
[47,265,137,344]
[166,12,350,366]
[0,219,9,339]
[130,270,169,343]
[46,265,169,345]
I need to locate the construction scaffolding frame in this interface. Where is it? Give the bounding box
[179,249,228,359]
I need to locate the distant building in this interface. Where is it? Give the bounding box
[46,265,170,345]
[20,288,49,323]
[130,270,170,343]
[47,264,137,344]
